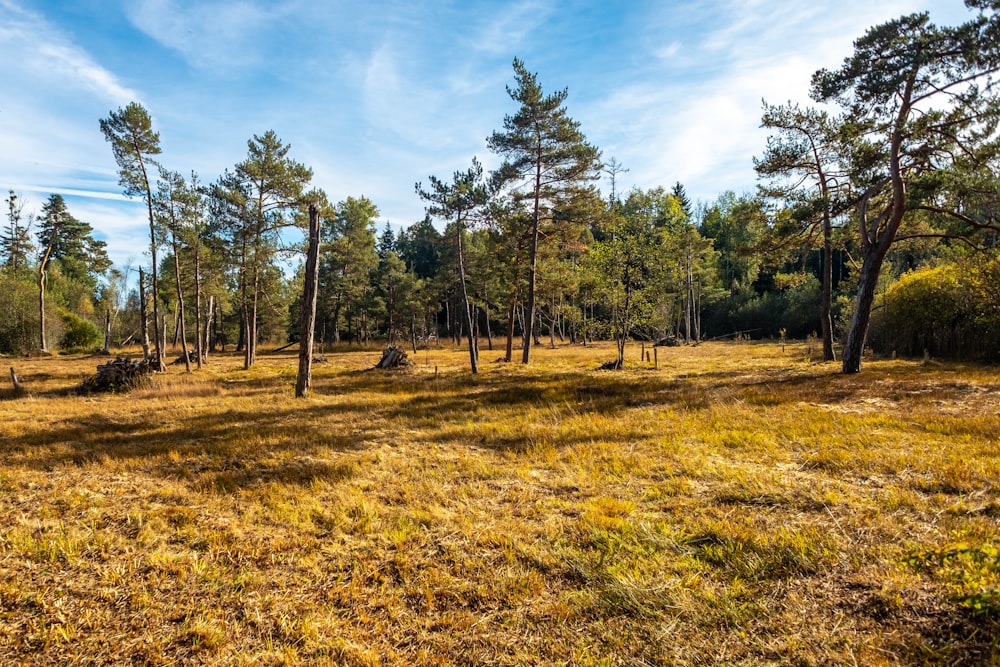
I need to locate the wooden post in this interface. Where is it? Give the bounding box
[654,347,658,369]
[10,368,25,398]
[296,204,321,398]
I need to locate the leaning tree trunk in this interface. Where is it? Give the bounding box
[842,246,888,374]
[38,267,48,353]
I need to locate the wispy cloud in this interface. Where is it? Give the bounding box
[123,0,285,70]
[0,0,138,104]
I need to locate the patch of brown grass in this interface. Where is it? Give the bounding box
[1,341,999,665]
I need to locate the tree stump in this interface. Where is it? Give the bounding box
[376,345,413,369]
[81,357,154,393]
[10,367,26,398]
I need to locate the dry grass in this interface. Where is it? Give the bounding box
[1,341,999,665]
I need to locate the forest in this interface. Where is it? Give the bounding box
[3,4,1000,375]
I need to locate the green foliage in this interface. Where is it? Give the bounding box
[870,257,1000,360]
[317,196,379,344]
[3,191,34,274]
[488,57,602,363]
[0,273,38,354]
[908,540,1000,617]
[59,311,102,352]
[36,194,110,290]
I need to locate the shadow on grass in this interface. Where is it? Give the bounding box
[7,356,989,476]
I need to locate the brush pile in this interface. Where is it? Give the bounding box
[375,345,412,369]
[81,356,154,393]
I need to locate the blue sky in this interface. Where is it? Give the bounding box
[1,0,973,268]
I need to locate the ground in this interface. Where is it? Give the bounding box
[0,341,998,665]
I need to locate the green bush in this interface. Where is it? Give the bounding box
[870,258,1000,361]
[0,273,39,354]
[59,311,102,352]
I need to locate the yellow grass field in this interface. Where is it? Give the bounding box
[1,341,999,666]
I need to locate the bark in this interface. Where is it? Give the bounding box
[821,224,836,362]
[193,244,204,369]
[296,205,321,398]
[505,298,517,362]
[103,310,111,354]
[842,246,886,373]
[522,188,540,364]
[139,267,151,358]
[170,231,191,373]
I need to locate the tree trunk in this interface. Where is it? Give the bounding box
[296,205,321,398]
[522,215,539,364]
[202,294,213,363]
[505,298,517,362]
[171,233,191,373]
[483,302,493,351]
[37,269,47,353]
[821,219,836,362]
[193,246,204,369]
[842,245,887,373]
[139,267,151,358]
[103,310,111,354]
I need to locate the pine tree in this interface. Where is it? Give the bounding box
[488,58,601,364]
[100,102,165,369]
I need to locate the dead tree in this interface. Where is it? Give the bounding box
[295,204,321,398]
[9,368,26,398]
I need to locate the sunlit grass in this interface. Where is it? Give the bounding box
[1,340,998,664]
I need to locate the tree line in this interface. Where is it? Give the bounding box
[3,2,1000,374]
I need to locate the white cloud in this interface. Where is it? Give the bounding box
[123,0,283,70]
[0,0,138,104]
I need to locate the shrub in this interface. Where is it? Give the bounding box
[870,258,1000,361]
[59,311,102,352]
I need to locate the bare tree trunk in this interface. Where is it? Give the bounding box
[505,298,517,362]
[456,222,478,374]
[821,218,836,362]
[171,232,191,373]
[38,267,47,353]
[139,267,151,359]
[103,310,111,354]
[296,205,321,398]
[202,294,213,363]
[38,216,58,353]
[193,246,204,369]
[483,302,493,351]
[842,247,886,373]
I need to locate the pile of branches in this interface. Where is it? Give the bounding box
[81,357,154,393]
[375,345,413,369]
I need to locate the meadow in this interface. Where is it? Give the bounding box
[1,341,999,666]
